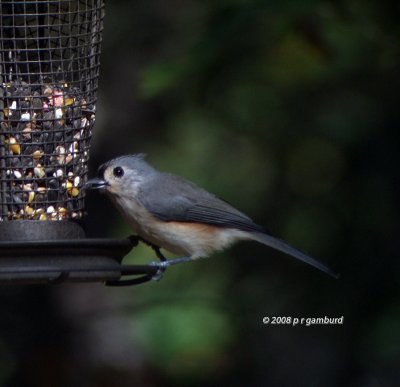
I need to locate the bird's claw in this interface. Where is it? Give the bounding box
[149,256,194,281]
[149,261,168,281]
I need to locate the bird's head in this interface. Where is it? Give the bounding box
[85,154,155,197]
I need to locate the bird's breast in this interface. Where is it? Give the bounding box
[110,194,249,257]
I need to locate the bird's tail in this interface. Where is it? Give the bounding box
[251,232,339,278]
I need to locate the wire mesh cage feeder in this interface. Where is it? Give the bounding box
[0,0,158,285]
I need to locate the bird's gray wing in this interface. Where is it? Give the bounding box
[137,172,265,233]
[137,173,338,278]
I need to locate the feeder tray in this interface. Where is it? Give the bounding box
[0,221,160,286]
[0,1,161,286]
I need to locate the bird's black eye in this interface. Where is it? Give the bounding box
[113,166,124,178]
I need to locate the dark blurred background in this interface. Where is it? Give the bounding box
[1,0,400,386]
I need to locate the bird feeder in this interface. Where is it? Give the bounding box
[0,0,158,285]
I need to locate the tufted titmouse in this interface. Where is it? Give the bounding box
[85,154,338,278]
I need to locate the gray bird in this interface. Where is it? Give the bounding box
[85,154,337,278]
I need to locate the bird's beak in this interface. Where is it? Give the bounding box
[84,177,108,190]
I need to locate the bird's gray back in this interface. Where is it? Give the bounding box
[137,172,265,233]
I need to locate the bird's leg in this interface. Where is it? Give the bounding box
[130,235,195,281]
[130,235,168,280]
[132,235,167,261]
[153,246,167,262]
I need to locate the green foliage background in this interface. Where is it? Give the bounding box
[1,0,399,386]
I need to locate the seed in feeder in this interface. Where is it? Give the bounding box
[34,165,45,178]
[71,188,79,197]
[43,85,52,96]
[2,80,91,221]
[22,126,32,139]
[58,207,67,217]
[13,170,22,179]
[7,137,21,155]
[65,154,73,164]
[56,145,66,154]
[55,145,66,164]
[28,191,35,203]
[65,181,79,197]
[53,91,64,107]
[32,150,44,160]
[21,112,31,121]
[55,108,63,119]
[39,213,48,221]
[46,206,56,214]
[25,206,34,216]
[34,208,44,216]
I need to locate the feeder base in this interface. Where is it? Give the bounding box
[0,220,85,241]
[0,224,161,285]
[0,238,137,284]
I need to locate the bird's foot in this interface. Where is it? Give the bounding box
[129,235,194,281]
[149,256,194,281]
[150,256,194,268]
[149,265,166,281]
